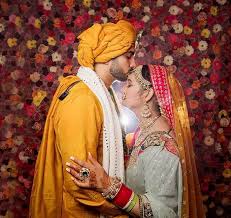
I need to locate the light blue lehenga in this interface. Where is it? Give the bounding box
[125,131,183,218]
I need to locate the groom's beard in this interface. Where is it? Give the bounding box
[110,60,128,82]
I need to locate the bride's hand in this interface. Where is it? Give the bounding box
[66,152,111,193]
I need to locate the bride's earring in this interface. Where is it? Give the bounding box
[141,103,151,118]
[122,93,126,100]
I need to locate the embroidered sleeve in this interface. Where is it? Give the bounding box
[162,135,179,156]
[139,195,154,218]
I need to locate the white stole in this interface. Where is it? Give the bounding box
[77,66,125,182]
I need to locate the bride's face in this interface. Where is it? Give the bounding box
[122,73,143,110]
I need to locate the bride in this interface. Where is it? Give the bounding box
[66,65,205,218]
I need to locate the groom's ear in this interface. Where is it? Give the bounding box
[144,89,154,102]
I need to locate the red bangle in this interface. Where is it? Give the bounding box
[112,183,133,208]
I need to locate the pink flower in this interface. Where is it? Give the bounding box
[63,32,75,45]
[167,33,179,45]
[107,8,117,19]
[210,72,220,84]
[9,14,16,23]
[28,16,35,25]
[213,59,222,71]
[45,73,54,82]
[74,16,85,27]
[185,87,193,96]
[24,104,36,117]
[130,19,145,31]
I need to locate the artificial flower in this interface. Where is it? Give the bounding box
[142,15,150,23]
[201,58,211,69]
[204,136,214,146]
[0,23,5,32]
[143,6,150,13]
[185,45,194,56]
[163,55,173,65]
[169,5,181,15]
[47,36,56,46]
[194,2,203,12]
[213,24,222,33]
[34,19,41,29]
[88,9,95,15]
[156,0,164,7]
[83,0,91,8]
[26,40,37,49]
[184,26,193,35]
[0,54,6,65]
[32,90,47,107]
[172,23,183,33]
[216,0,227,5]
[30,72,41,83]
[52,52,62,62]
[122,6,130,13]
[205,89,216,100]
[198,40,208,51]
[189,100,199,109]
[201,28,211,38]
[210,6,218,16]
[43,0,52,10]
[7,38,17,47]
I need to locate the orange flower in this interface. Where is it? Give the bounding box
[198,19,207,27]
[151,26,161,37]
[65,0,74,9]
[204,119,213,127]
[212,44,221,56]
[35,53,44,63]
[189,100,199,109]
[5,138,14,148]
[0,1,9,12]
[53,18,62,28]
[116,10,124,20]
[9,94,21,103]
[153,49,162,60]
[63,65,73,73]
[131,0,141,9]
[191,80,201,89]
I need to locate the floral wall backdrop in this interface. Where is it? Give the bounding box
[0,0,230,217]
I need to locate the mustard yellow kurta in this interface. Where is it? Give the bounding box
[29,76,127,218]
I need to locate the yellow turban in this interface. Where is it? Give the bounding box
[77,20,136,69]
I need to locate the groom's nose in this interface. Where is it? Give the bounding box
[129,56,137,69]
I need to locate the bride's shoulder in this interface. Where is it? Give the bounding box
[142,131,179,156]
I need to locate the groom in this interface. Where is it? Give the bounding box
[29,20,136,218]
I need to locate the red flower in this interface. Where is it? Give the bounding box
[74,16,85,27]
[63,32,75,45]
[45,73,54,82]
[210,72,220,84]
[24,104,36,117]
[129,19,144,31]
[165,15,177,25]
[213,59,222,71]
[185,87,192,96]
[167,33,179,45]
[210,35,217,44]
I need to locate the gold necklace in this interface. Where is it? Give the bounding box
[136,115,161,147]
[139,115,161,131]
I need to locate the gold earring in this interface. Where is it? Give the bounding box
[141,103,151,118]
